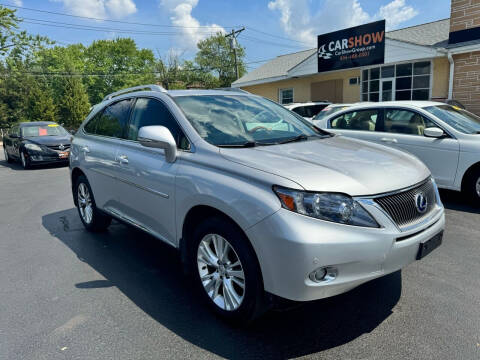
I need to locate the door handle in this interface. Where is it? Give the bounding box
[117,154,129,164]
[81,146,90,153]
[380,137,397,143]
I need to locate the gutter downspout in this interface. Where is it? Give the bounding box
[447,51,454,100]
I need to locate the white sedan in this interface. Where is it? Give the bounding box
[313,101,480,204]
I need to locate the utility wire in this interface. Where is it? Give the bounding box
[1,3,237,29]
[21,18,222,35]
[245,26,315,47]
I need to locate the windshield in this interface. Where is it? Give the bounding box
[174,95,325,146]
[424,105,480,134]
[21,124,68,137]
[314,106,350,121]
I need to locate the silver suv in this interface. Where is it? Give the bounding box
[70,85,445,323]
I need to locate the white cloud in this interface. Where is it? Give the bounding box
[53,0,137,19]
[268,0,418,46]
[378,0,418,30]
[10,0,23,6]
[160,0,225,48]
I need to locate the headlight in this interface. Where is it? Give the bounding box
[25,143,42,152]
[273,186,379,228]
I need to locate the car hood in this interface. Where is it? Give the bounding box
[220,136,430,196]
[24,135,71,146]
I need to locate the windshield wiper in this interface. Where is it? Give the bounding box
[217,141,257,148]
[277,134,309,144]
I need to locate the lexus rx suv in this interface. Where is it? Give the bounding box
[69,85,445,323]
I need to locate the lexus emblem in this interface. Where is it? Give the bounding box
[415,192,428,214]
[59,144,65,151]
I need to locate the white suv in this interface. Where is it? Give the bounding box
[285,102,330,121]
[314,101,480,204]
[70,86,444,323]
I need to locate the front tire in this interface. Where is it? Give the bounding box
[74,175,112,232]
[187,216,266,324]
[3,147,13,163]
[464,168,480,206]
[20,151,30,169]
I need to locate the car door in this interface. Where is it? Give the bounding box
[80,98,133,212]
[110,97,190,246]
[375,108,460,187]
[9,125,21,158]
[328,108,384,144]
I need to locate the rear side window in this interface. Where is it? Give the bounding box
[95,99,133,138]
[383,109,436,136]
[128,98,189,150]
[331,109,380,131]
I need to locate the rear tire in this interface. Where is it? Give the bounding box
[463,168,480,207]
[3,147,13,163]
[74,175,112,232]
[187,216,266,324]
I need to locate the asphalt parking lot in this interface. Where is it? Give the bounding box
[0,151,479,360]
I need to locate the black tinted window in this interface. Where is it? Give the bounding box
[84,112,100,134]
[96,99,132,138]
[128,98,189,150]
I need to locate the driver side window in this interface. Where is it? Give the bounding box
[331,109,379,131]
[383,109,436,136]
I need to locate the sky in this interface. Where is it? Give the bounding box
[4,0,452,71]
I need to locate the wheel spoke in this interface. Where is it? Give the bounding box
[226,270,244,280]
[231,276,245,289]
[197,243,218,267]
[212,235,224,260]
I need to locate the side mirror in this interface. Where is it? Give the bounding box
[69,129,76,135]
[423,127,445,138]
[138,126,177,163]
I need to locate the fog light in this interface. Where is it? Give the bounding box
[308,267,338,283]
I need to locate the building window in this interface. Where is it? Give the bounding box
[362,61,431,102]
[279,88,294,104]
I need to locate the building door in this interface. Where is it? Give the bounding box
[381,78,395,101]
[311,79,343,102]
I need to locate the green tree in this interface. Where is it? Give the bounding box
[83,38,156,103]
[27,78,57,123]
[195,33,246,87]
[0,6,51,59]
[58,76,91,129]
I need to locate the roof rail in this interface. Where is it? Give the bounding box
[213,87,250,94]
[103,84,167,102]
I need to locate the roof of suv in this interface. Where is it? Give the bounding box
[167,89,251,97]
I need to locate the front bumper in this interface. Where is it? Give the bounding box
[246,202,445,302]
[26,152,69,164]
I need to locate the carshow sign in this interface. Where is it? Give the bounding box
[317,20,385,72]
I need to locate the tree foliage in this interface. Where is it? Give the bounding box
[195,33,246,87]
[0,6,251,129]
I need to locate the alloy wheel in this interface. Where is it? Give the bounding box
[77,183,93,224]
[3,147,8,162]
[21,152,26,168]
[197,234,246,311]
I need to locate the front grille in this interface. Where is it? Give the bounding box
[374,179,437,229]
[47,144,70,151]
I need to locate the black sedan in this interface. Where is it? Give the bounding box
[2,122,72,169]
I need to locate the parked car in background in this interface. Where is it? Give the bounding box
[284,101,331,121]
[313,103,355,125]
[70,85,444,323]
[315,101,480,204]
[2,121,71,169]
